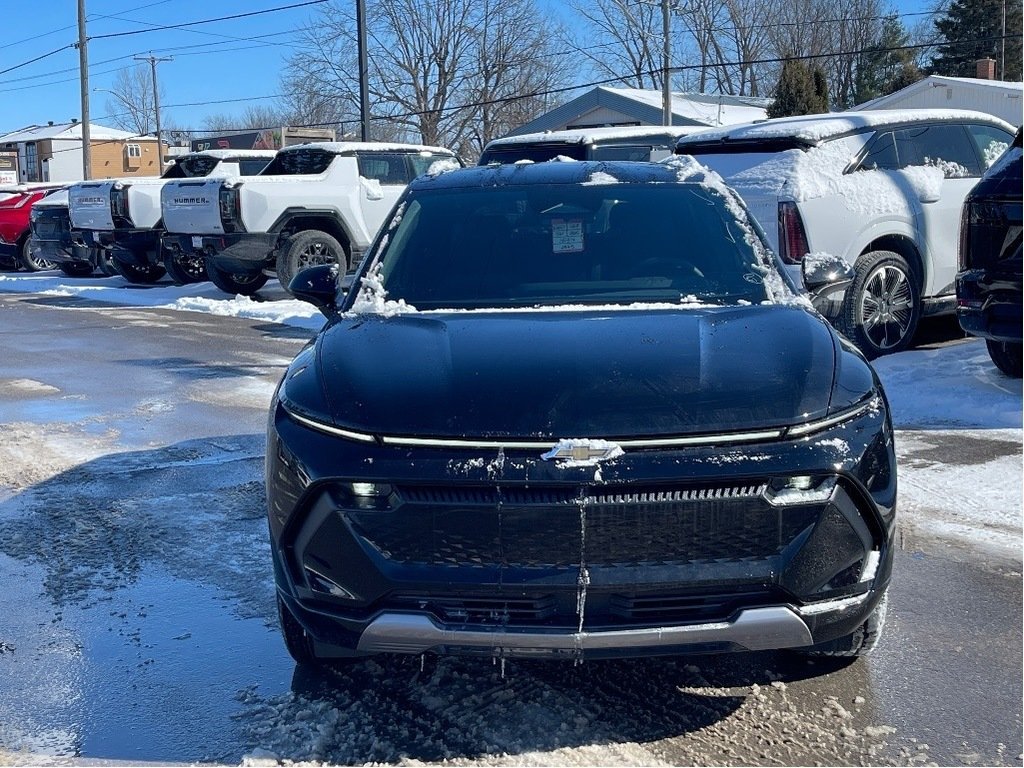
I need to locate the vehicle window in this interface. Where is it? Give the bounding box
[478,144,588,165]
[591,145,655,162]
[370,183,771,310]
[357,153,413,185]
[408,152,459,177]
[163,155,221,179]
[238,158,273,176]
[261,149,334,175]
[856,131,898,171]
[892,124,982,177]
[966,124,1014,168]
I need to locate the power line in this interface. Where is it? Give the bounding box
[0,0,325,82]
[88,0,329,41]
[136,32,1023,136]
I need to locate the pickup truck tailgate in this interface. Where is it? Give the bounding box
[161,179,225,235]
[69,182,115,230]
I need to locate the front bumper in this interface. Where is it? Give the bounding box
[267,399,896,660]
[957,268,1023,343]
[165,232,277,274]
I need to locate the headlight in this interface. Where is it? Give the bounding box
[763,475,837,506]
[280,400,376,443]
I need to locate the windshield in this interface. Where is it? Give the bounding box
[260,148,334,175]
[162,155,221,178]
[366,183,772,310]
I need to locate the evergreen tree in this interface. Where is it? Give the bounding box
[931,0,1022,80]
[855,14,924,103]
[768,60,831,118]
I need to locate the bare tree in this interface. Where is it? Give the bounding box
[103,64,164,135]
[201,104,293,134]
[565,0,665,89]
[281,0,565,153]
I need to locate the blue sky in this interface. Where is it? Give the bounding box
[0,0,938,138]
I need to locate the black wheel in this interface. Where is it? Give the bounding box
[115,259,165,284]
[275,230,348,296]
[59,261,95,277]
[986,340,1023,378]
[206,261,269,296]
[18,236,56,272]
[163,250,207,285]
[842,250,921,359]
[277,595,318,665]
[94,248,118,277]
[799,593,888,658]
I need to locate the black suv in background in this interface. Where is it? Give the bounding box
[957,127,1023,377]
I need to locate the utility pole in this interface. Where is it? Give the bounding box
[134,54,172,170]
[1001,0,1006,81]
[355,0,370,140]
[77,0,91,180]
[661,0,671,125]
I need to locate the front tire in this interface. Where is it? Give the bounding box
[18,237,56,272]
[986,340,1023,378]
[275,230,348,296]
[800,593,888,658]
[206,261,268,296]
[842,251,921,359]
[277,596,318,665]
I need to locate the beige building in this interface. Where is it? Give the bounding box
[0,121,167,183]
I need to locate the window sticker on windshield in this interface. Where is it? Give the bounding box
[552,218,584,253]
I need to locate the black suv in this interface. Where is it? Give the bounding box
[957,127,1023,377]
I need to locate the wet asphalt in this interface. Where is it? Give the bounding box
[0,289,1020,766]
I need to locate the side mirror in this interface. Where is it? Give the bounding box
[802,252,855,306]
[288,264,340,318]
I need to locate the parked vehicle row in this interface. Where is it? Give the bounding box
[0,182,65,272]
[58,143,459,296]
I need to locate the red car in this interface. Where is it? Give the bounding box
[0,184,64,271]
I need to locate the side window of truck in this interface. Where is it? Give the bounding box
[357,153,412,185]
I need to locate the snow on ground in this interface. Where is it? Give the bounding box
[873,339,1023,563]
[0,271,326,331]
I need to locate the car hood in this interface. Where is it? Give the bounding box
[313,305,839,439]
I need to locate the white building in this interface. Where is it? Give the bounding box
[855,75,1023,127]
[507,86,770,136]
[0,121,164,183]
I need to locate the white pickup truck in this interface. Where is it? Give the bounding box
[67,150,276,284]
[160,142,460,295]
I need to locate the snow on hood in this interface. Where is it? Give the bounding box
[279,141,456,156]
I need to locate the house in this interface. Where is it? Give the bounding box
[855,66,1023,126]
[0,121,167,183]
[507,86,770,137]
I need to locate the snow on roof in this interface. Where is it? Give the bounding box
[280,141,455,155]
[923,76,1024,92]
[677,108,1014,146]
[603,88,769,126]
[0,122,153,143]
[486,125,705,147]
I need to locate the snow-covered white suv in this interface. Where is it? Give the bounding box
[160,142,460,296]
[676,109,1016,357]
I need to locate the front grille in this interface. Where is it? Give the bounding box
[346,482,816,569]
[383,587,782,628]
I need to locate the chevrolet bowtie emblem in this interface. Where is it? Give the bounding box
[542,440,624,464]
